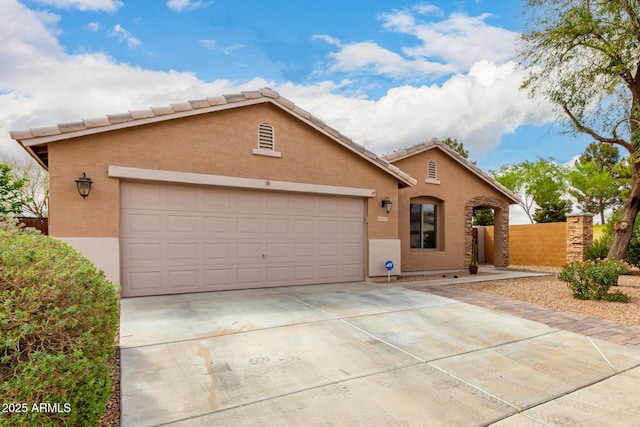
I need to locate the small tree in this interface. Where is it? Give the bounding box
[473,209,494,226]
[441,137,476,165]
[0,164,29,216]
[0,155,48,217]
[492,157,570,223]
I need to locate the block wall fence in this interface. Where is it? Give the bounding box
[482,214,594,267]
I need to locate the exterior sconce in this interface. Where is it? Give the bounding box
[381,197,393,214]
[75,173,93,199]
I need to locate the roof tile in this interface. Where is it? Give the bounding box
[206,96,227,106]
[9,130,33,140]
[84,117,111,128]
[170,102,193,112]
[292,105,311,119]
[260,88,279,98]
[242,90,262,99]
[151,106,174,116]
[30,126,60,138]
[223,93,245,103]
[130,109,155,119]
[107,112,133,124]
[188,99,210,109]
[57,121,86,133]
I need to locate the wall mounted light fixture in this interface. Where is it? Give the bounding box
[381,197,393,214]
[75,173,93,199]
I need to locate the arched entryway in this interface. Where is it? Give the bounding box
[465,196,510,267]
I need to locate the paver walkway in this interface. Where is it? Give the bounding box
[422,285,640,351]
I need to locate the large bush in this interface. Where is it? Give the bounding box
[559,258,629,302]
[0,231,119,426]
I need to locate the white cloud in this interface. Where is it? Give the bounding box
[325,41,456,79]
[110,24,142,48]
[286,60,554,156]
[31,0,122,12]
[198,39,217,49]
[166,0,205,12]
[0,0,556,172]
[85,21,100,32]
[320,7,519,79]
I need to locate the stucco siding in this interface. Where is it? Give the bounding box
[394,149,512,271]
[46,103,400,279]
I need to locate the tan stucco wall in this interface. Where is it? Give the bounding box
[393,149,512,271]
[47,103,401,276]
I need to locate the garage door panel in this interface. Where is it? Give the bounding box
[204,243,232,260]
[236,217,263,234]
[166,215,198,233]
[167,187,198,209]
[203,216,232,233]
[167,269,199,290]
[121,182,365,297]
[319,264,339,280]
[293,242,315,258]
[167,243,199,261]
[294,220,315,234]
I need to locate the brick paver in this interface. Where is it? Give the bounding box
[422,285,640,351]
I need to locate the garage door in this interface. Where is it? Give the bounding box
[120,181,365,297]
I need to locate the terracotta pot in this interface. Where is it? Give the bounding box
[469,266,478,274]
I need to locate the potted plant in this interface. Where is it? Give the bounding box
[469,240,479,274]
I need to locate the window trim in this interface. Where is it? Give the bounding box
[409,199,443,250]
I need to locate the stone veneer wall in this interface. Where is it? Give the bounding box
[566,213,594,263]
[465,196,510,267]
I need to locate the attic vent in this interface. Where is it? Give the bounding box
[426,159,440,184]
[252,122,281,158]
[258,122,275,150]
[428,159,437,179]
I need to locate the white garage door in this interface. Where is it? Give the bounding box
[120,181,365,297]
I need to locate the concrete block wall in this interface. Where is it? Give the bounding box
[483,215,594,267]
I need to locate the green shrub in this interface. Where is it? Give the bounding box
[586,211,640,267]
[584,235,612,261]
[0,231,120,426]
[559,258,629,301]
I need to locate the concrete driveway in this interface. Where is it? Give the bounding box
[120,282,640,426]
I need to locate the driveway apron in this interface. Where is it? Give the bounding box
[120,282,640,426]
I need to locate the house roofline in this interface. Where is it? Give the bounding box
[383,139,521,205]
[10,88,417,187]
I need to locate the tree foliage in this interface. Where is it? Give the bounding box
[492,157,571,223]
[441,137,476,164]
[473,209,494,226]
[568,142,629,223]
[519,0,640,259]
[0,155,48,217]
[0,164,29,215]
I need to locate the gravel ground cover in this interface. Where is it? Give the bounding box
[455,268,640,327]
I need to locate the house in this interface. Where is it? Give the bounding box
[383,141,519,272]
[11,88,518,297]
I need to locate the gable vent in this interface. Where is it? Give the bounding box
[258,122,275,150]
[428,159,437,180]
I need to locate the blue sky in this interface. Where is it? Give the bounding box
[1,0,592,178]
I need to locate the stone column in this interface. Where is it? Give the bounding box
[566,213,594,263]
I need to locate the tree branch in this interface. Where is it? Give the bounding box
[563,104,635,154]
